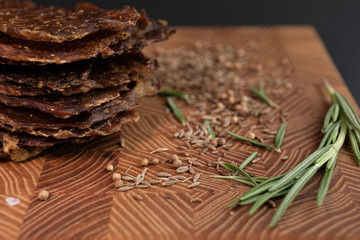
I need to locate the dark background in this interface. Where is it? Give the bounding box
[33,0,360,104]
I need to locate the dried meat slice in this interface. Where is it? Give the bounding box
[0,12,172,64]
[0,110,139,139]
[0,51,157,96]
[0,3,140,43]
[0,91,138,132]
[0,87,125,119]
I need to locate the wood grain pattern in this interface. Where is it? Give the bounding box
[1,26,360,240]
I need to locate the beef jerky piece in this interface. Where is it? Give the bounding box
[0,51,151,95]
[0,87,125,119]
[0,0,35,9]
[0,30,129,64]
[0,81,49,96]
[0,92,138,133]
[0,13,171,64]
[0,129,93,148]
[0,110,140,139]
[0,3,140,43]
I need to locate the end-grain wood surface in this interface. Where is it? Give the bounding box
[1,27,359,240]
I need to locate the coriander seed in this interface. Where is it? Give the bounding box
[105,164,114,172]
[112,173,121,181]
[38,189,50,201]
[140,158,149,167]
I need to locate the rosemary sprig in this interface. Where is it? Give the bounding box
[225,129,281,152]
[158,89,191,104]
[167,97,186,126]
[204,120,216,140]
[228,81,360,227]
[250,80,279,108]
[222,163,257,185]
[239,151,258,169]
[275,122,287,149]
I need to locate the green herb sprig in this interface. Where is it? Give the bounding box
[250,80,279,108]
[159,89,191,104]
[225,129,281,152]
[229,81,360,227]
[167,97,186,126]
[204,120,216,140]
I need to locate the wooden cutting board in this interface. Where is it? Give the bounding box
[1,27,360,240]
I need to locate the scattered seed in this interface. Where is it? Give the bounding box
[176,166,189,173]
[105,164,114,172]
[229,211,235,216]
[267,200,276,208]
[162,180,179,186]
[133,194,143,201]
[118,186,134,192]
[156,177,170,181]
[136,184,150,189]
[122,176,135,181]
[151,157,160,165]
[173,159,182,168]
[140,158,149,167]
[193,173,202,183]
[178,151,190,157]
[112,173,122,181]
[247,131,256,140]
[252,157,261,163]
[120,138,126,147]
[157,172,172,177]
[38,190,50,201]
[141,168,148,177]
[281,155,289,161]
[149,148,169,154]
[149,179,162,185]
[188,182,200,188]
[174,175,187,180]
[189,166,195,174]
[114,179,124,188]
[190,198,203,203]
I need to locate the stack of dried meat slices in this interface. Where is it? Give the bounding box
[0,1,172,161]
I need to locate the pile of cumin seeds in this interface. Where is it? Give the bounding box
[153,41,295,158]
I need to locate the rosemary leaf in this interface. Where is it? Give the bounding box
[250,86,279,109]
[325,121,341,145]
[239,175,285,201]
[275,122,287,149]
[269,163,322,227]
[167,97,186,126]
[222,163,257,185]
[239,152,258,170]
[159,89,191,104]
[348,129,360,165]
[204,120,216,140]
[335,93,360,131]
[249,182,293,216]
[317,157,337,206]
[225,129,281,152]
[323,102,337,131]
[319,121,338,148]
[332,102,340,122]
[268,145,333,192]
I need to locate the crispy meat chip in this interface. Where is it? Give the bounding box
[0,51,155,96]
[0,3,140,43]
[0,87,124,118]
[0,12,171,64]
[0,92,138,133]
